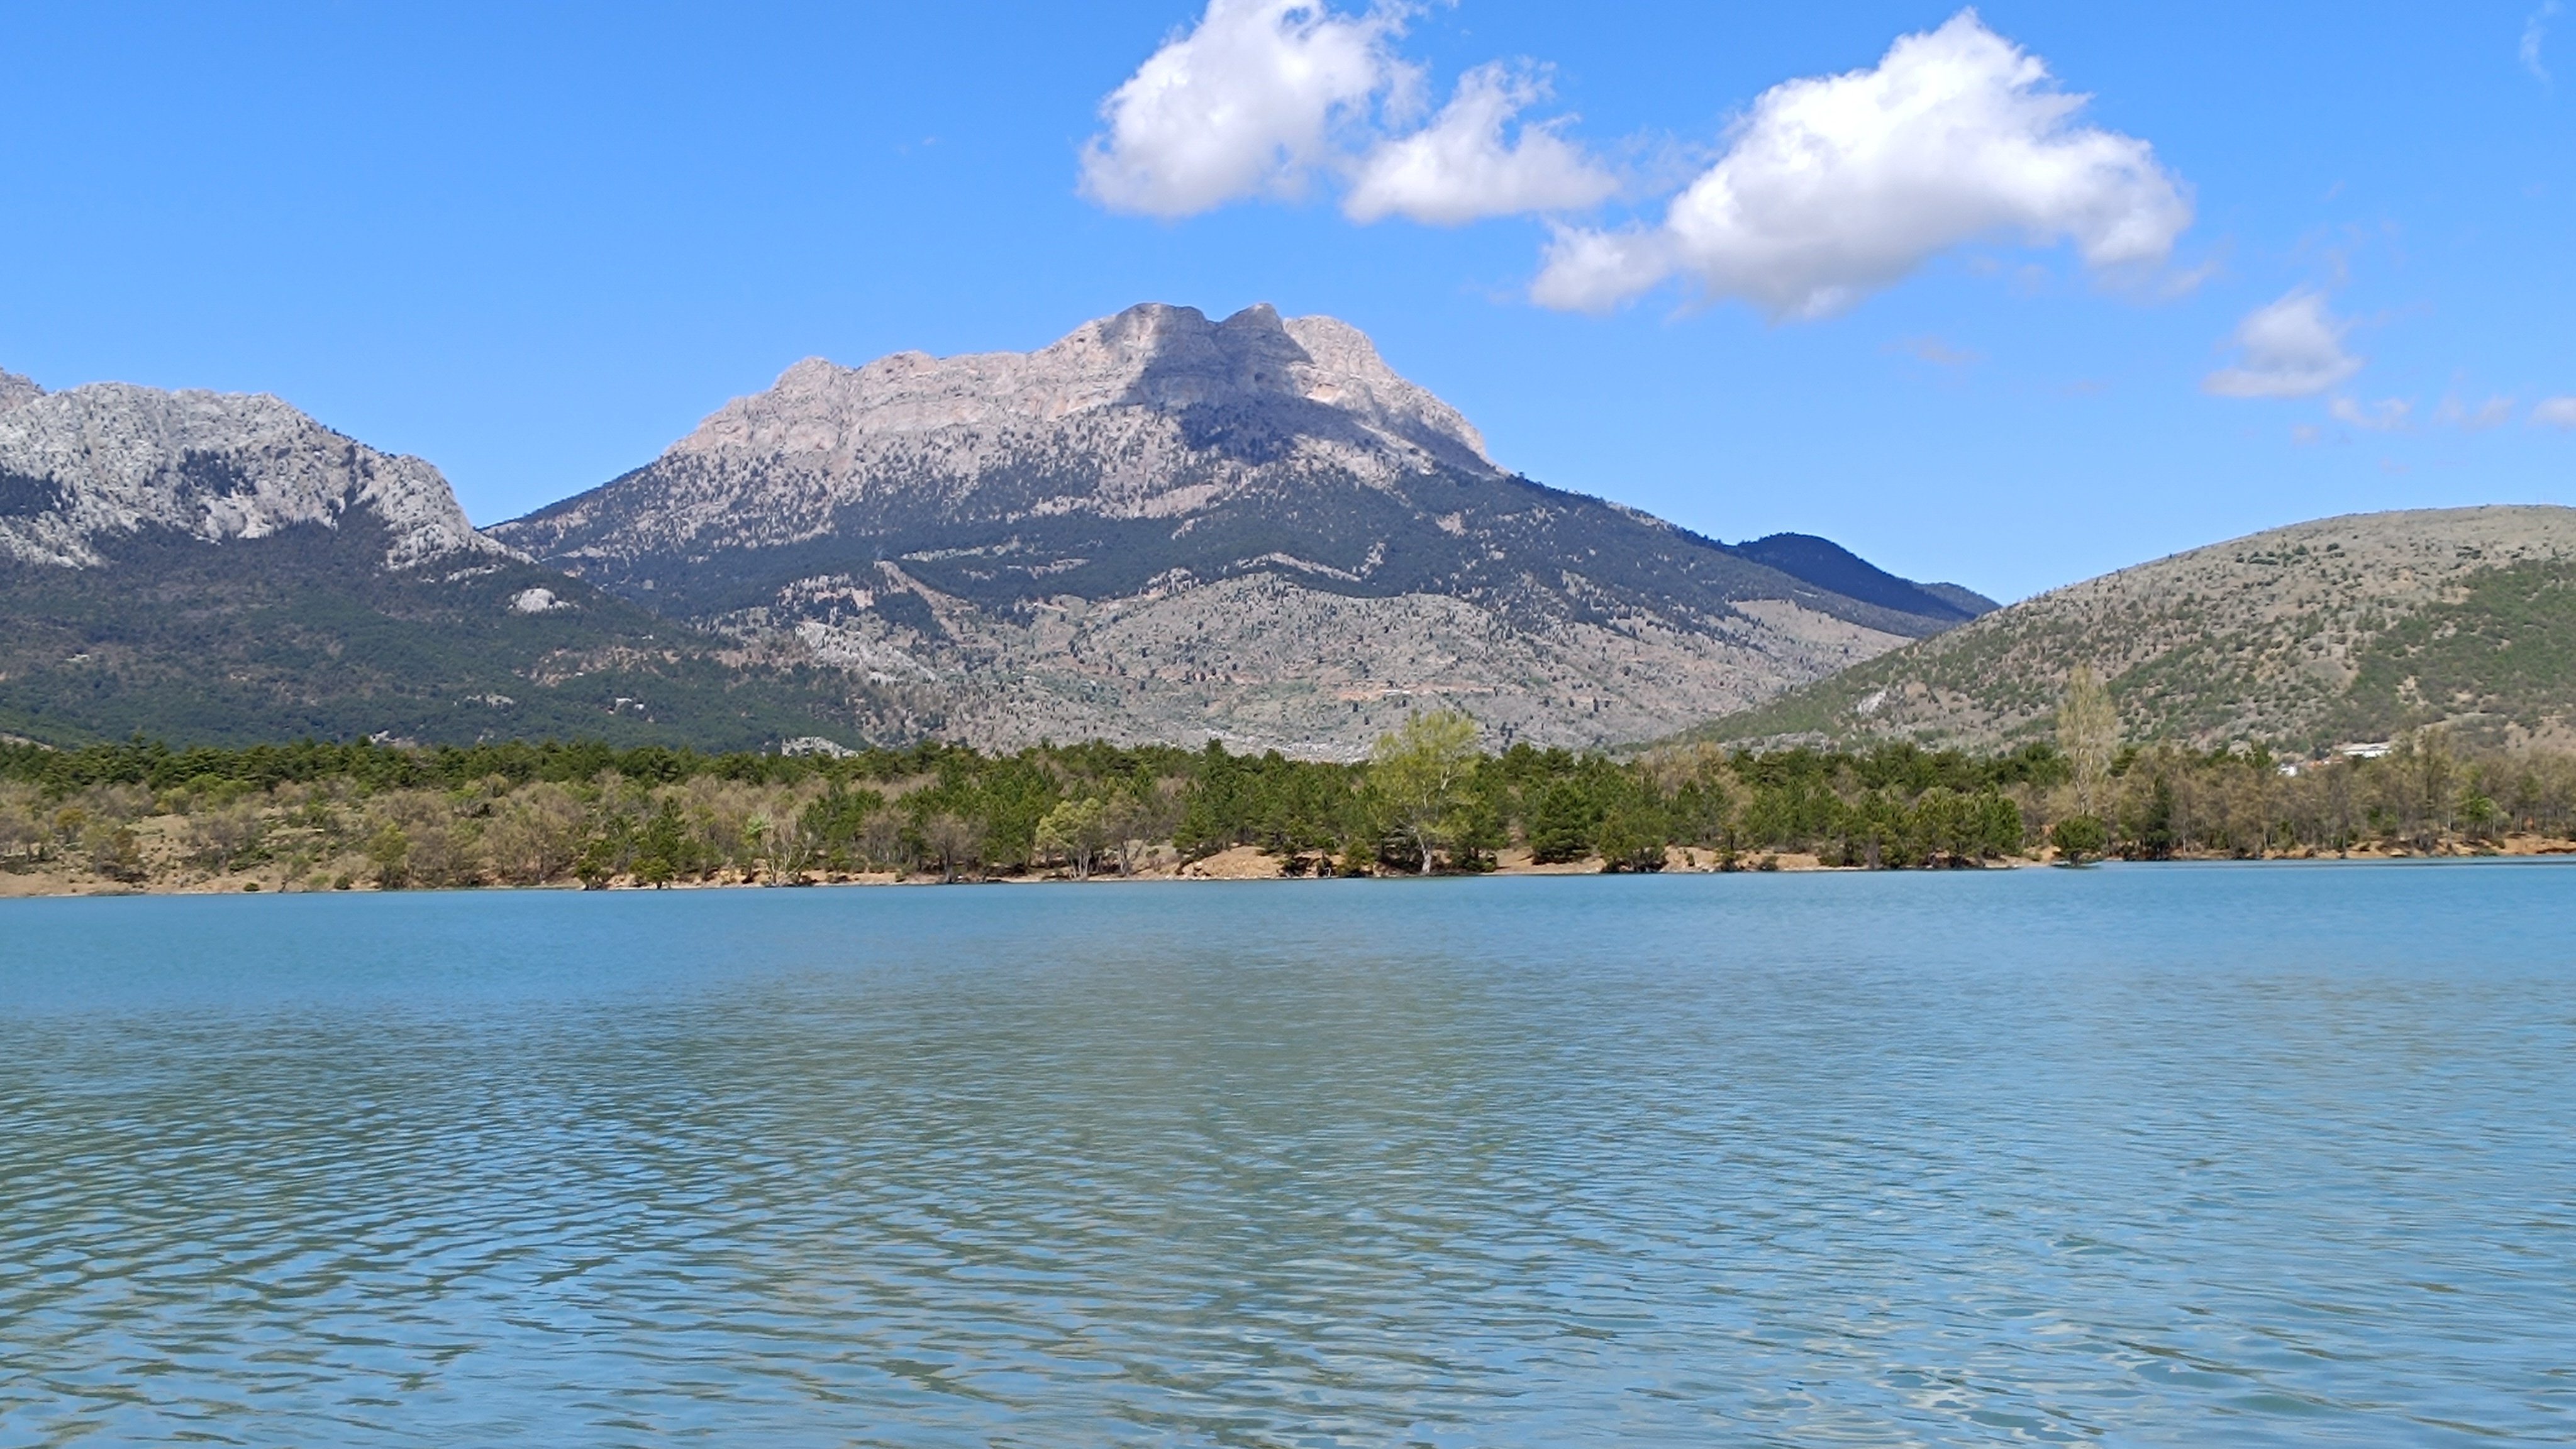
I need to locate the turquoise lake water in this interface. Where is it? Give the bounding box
[3,863,2571,1446]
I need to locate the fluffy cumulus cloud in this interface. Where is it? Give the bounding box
[2534,396,2576,429]
[1080,1,1613,224]
[2202,290,2363,399]
[1079,0,1397,216]
[1343,64,1619,225]
[1529,11,2192,317]
[1081,6,2194,321]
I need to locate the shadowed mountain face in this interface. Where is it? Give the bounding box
[497,303,1980,754]
[1690,506,2576,755]
[1733,534,1994,623]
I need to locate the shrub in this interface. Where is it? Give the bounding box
[2050,814,2109,863]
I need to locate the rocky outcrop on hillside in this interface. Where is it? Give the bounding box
[496,303,1982,754]
[1692,506,2576,753]
[0,379,504,570]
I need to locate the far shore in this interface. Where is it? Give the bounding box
[8,837,2572,900]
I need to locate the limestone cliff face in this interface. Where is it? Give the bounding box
[672,305,1489,468]
[492,303,1978,753]
[499,303,1496,567]
[0,379,504,570]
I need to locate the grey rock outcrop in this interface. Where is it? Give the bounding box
[0,368,43,414]
[0,380,504,570]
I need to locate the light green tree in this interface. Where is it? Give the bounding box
[1368,710,1480,874]
[2058,663,2118,817]
[1034,795,1113,879]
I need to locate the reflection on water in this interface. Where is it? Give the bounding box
[3,865,2571,1445]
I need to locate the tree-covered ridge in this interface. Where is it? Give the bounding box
[9,716,2568,894]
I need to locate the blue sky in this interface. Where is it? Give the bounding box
[1,2,2569,601]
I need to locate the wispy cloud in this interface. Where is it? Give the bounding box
[2435,394,2516,430]
[2533,396,2576,429]
[1887,335,1982,367]
[2202,290,2363,399]
[2526,2,2561,85]
[2329,396,2413,431]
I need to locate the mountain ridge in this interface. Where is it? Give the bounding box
[0,379,886,749]
[0,305,1987,754]
[494,302,1982,754]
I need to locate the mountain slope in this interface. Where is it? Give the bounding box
[0,377,880,749]
[1688,506,2576,753]
[497,303,1977,753]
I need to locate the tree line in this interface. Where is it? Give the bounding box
[4,711,2572,889]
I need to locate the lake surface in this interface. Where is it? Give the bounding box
[3,864,2571,1446]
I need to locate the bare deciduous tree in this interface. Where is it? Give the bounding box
[922,812,985,883]
[2057,664,2118,818]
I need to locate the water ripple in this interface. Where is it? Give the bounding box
[3,864,2572,1445]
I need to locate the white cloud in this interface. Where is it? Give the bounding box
[2329,396,2413,431]
[1080,0,1398,216]
[1529,11,2190,317]
[1344,64,1619,225]
[2436,394,2516,430]
[2526,3,2560,84]
[2533,396,2576,429]
[2202,290,2363,399]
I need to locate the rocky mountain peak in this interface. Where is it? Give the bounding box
[0,380,506,570]
[0,367,43,414]
[667,303,1492,474]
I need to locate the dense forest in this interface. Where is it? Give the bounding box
[6,712,2572,892]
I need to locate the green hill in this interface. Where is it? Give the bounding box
[1685,506,2576,755]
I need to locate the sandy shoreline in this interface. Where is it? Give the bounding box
[7,836,2572,899]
